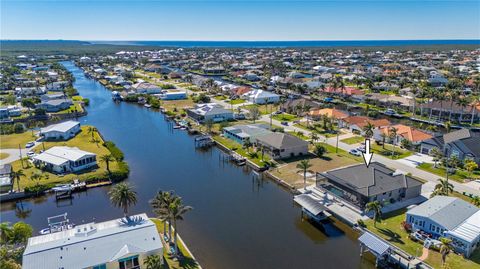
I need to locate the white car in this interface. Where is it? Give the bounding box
[25,142,35,148]
[349,149,362,156]
[26,151,35,158]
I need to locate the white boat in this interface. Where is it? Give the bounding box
[39,213,75,235]
[51,184,73,192]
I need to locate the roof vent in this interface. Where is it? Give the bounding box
[74,223,97,237]
[391,169,404,177]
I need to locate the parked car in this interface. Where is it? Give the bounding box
[324,97,334,103]
[357,146,366,153]
[25,141,35,148]
[281,121,289,126]
[384,109,396,116]
[26,151,35,158]
[349,149,362,156]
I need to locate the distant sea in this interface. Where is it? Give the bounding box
[89,40,480,48]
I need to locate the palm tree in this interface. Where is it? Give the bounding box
[310,132,319,144]
[471,196,480,206]
[362,121,375,139]
[108,183,138,217]
[170,196,193,256]
[150,190,174,241]
[439,237,452,265]
[430,147,442,168]
[388,127,398,157]
[444,121,452,133]
[11,169,25,192]
[0,222,12,243]
[470,96,480,125]
[143,254,162,269]
[296,159,313,191]
[431,178,454,197]
[100,154,115,173]
[380,133,387,149]
[87,126,97,139]
[365,201,382,227]
[243,138,253,153]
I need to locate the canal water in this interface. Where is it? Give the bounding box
[1,61,373,269]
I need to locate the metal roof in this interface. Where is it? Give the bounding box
[33,146,96,165]
[40,121,79,134]
[448,210,480,243]
[294,194,327,216]
[358,232,390,256]
[23,213,163,269]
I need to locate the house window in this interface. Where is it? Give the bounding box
[119,256,139,269]
[93,264,106,269]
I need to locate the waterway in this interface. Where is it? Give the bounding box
[0,61,374,269]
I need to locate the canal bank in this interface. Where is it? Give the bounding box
[0,61,374,269]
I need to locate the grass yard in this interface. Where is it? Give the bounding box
[0,152,9,160]
[1,131,37,149]
[151,218,200,269]
[272,113,300,122]
[242,104,280,115]
[294,122,344,138]
[341,136,365,145]
[287,131,309,141]
[213,135,270,166]
[11,126,122,190]
[54,103,84,115]
[162,98,195,113]
[370,143,412,159]
[417,163,480,183]
[270,149,358,189]
[364,209,480,269]
[229,99,245,105]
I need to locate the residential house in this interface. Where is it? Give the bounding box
[0,164,12,193]
[255,132,309,159]
[39,121,81,141]
[132,82,162,94]
[36,98,73,112]
[158,91,187,100]
[339,116,391,135]
[187,103,234,123]
[308,108,349,121]
[33,146,97,174]
[420,128,480,163]
[223,124,271,145]
[280,98,320,115]
[22,213,164,269]
[241,89,280,104]
[374,124,432,146]
[406,196,480,257]
[316,162,423,211]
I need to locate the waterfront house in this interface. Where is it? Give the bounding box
[36,98,73,112]
[374,124,432,146]
[280,98,320,115]
[132,82,162,94]
[0,164,12,193]
[187,103,234,123]
[39,121,81,141]
[241,89,280,104]
[158,91,187,100]
[255,132,309,159]
[22,213,164,269]
[40,93,65,102]
[316,162,423,211]
[223,123,272,145]
[33,146,97,174]
[420,128,480,163]
[339,116,391,135]
[406,196,480,257]
[308,108,349,121]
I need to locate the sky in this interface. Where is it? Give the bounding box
[1,0,479,41]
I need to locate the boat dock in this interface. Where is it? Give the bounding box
[194,135,215,148]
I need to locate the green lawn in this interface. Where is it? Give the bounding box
[294,122,343,138]
[11,126,122,190]
[417,163,480,183]
[370,143,413,159]
[341,136,365,145]
[54,103,84,115]
[272,113,300,122]
[287,131,309,141]
[0,152,9,160]
[365,209,480,269]
[213,135,271,166]
[1,131,37,149]
[242,104,279,115]
[150,218,200,269]
[316,142,363,163]
[229,99,245,105]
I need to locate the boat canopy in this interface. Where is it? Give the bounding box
[294,194,327,216]
[358,232,390,257]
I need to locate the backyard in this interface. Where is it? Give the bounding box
[364,209,480,269]
[212,135,271,166]
[9,126,122,190]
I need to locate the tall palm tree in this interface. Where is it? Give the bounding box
[143,255,162,269]
[470,96,480,125]
[380,133,387,149]
[87,126,97,139]
[362,121,375,139]
[365,201,382,227]
[100,154,115,173]
[456,97,469,122]
[439,237,452,265]
[296,159,313,191]
[388,127,398,157]
[11,169,25,192]
[150,190,174,241]
[243,138,253,153]
[0,222,12,244]
[109,183,138,217]
[310,132,319,144]
[170,196,193,256]
[431,178,454,197]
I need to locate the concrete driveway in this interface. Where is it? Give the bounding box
[397,153,434,168]
[0,142,41,165]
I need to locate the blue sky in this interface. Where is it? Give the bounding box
[1,0,479,41]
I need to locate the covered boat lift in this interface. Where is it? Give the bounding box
[358,232,391,267]
[294,194,331,222]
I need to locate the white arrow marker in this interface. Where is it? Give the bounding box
[362,139,373,168]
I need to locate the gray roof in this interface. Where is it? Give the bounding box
[443,129,475,144]
[23,213,162,269]
[321,162,423,197]
[408,196,479,230]
[294,194,327,216]
[358,232,390,256]
[0,164,12,175]
[40,121,79,134]
[223,124,271,138]
[256,132,309,149]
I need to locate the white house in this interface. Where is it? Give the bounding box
[39,121,81,141]
[186,103,233,123]
[241,89,280,104]
[22,213,164,269]
[132,82,162,94]
[33,146,97,174]
[406,196,480,257]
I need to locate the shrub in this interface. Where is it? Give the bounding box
[24,184,51,194]
[357,219,366,228]
[83,98,90,106]
[103,141,124,161]
[13,123,24,133]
